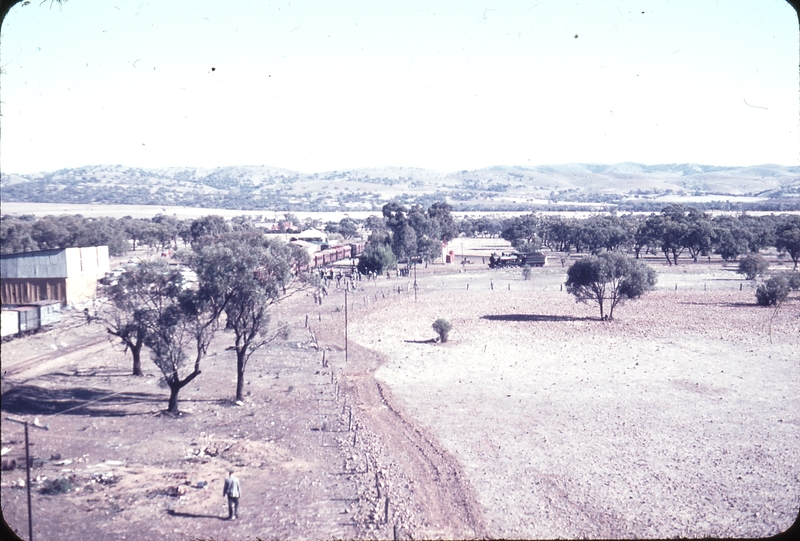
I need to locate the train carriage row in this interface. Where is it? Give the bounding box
[300,241,366,272]
[1,301,62,340]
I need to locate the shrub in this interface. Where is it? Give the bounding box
[357,243,397,275]
[737,254,769,280]
[432,318,452,343]
[784,271,800,290]
[755,276,789,306]
[40,477,72,495]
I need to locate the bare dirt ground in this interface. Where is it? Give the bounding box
[1,262,484,540]
[2,240,799,540]
[351,244,800,539]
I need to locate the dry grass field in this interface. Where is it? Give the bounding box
[351,248,800,538]
[1,238,798,540]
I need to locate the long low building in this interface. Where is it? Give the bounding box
[1,246,110,306]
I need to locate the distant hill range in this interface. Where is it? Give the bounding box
[2,163,799,212]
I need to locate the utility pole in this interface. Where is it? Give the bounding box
[6,416,49,541]
[24,422,32,541]
[413,260,418,302]
[344,286,348,363]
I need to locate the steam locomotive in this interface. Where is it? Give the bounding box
[488,252,546,268]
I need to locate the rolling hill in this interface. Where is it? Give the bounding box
[1,163,798,212]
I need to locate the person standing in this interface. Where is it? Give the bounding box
[223,470,241,520]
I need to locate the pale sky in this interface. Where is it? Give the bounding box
[1,0,798,174]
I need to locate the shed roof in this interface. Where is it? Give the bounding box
[295,228,328,241]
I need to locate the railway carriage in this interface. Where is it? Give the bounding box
[298,241,364,273]
[1,309,20,339]
[1,300,63,340]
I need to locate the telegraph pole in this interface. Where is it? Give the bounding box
[24,422,32,541]
[413,260,418,302]
[344,286,348,363]
[6,417,48,541]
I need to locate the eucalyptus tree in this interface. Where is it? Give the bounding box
[465,216,502,238]
[739,214,777,253]
[501,214,542,250]
[636,206,691,265]
[121,217,149,251]
[565,252,657,320]
[541,216,574,252]
[102,270,151,376]
[108,260,223,414]
[405,205,438,261]
[574,215,634,255]
[189,215,230,245]
[427,202,459,243]
[682,208,714,262]
[775,216,800,269]
[711,215,752,261]
[189,231,310,402]
[391,224,418,262]
[327,217,359,239]
[151,214,181,249]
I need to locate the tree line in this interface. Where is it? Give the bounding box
[1,214,191,257]
[354,202,800,272]
[489,206,800,268]
[0,213,324,257]
[3,206,800,271]
[352,202,799,318]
